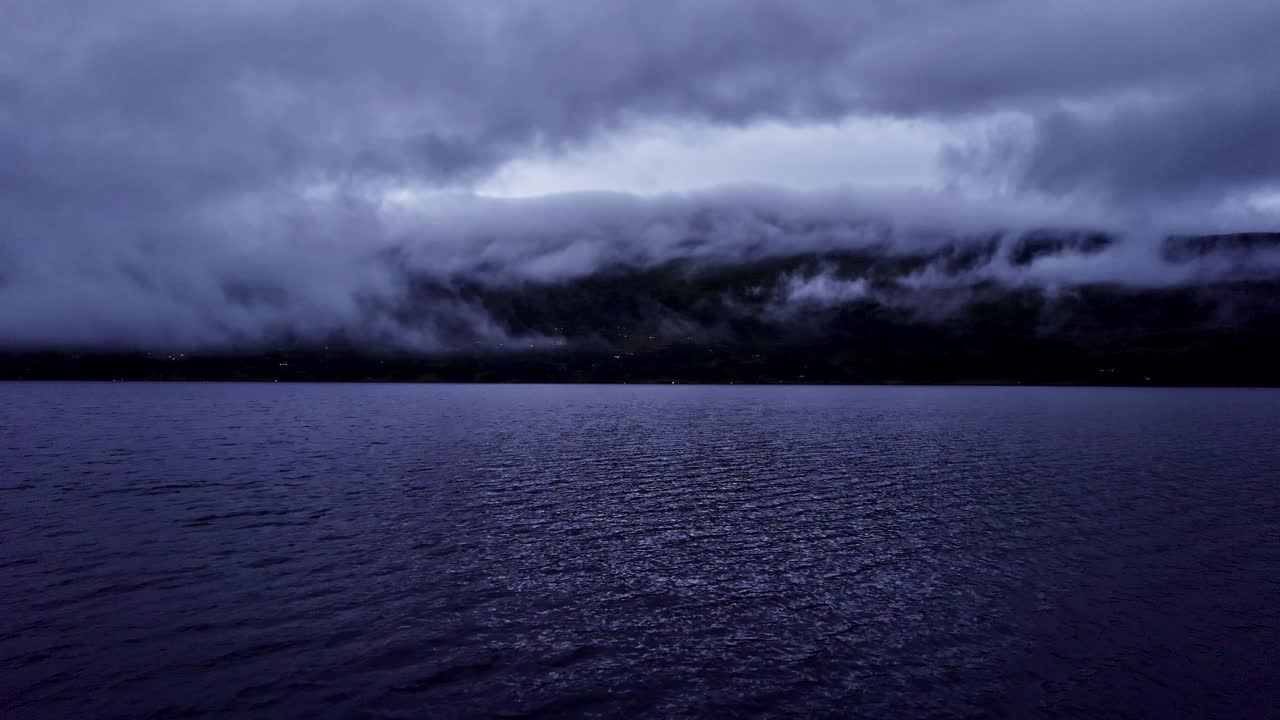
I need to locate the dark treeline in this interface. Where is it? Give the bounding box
[3,334,1278,386]
[5,294,1279,387]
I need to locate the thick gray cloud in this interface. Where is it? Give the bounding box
[4,0,1277,210]
[1,0,1277,348]
[1001,87,1280,204]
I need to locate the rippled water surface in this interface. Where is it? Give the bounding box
[2,383,1278,719]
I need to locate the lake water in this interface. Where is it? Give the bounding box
[2,383,1277,719]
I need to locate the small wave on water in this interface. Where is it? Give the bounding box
[2,383,1278,719]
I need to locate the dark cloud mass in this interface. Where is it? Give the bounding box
[1,1,1278,349]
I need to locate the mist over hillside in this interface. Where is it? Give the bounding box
[4,189,1279,357]
[5,193,1278,385]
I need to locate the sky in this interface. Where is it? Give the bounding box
[2,0,1279,349]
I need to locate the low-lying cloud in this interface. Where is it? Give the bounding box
[3,188,1277,351]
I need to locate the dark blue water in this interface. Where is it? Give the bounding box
[2,383,1277,719]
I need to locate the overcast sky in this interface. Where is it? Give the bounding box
[2,1,1278,348]
[5,1,1279,212]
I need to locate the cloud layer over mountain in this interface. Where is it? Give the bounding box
[2,1,1278,349]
